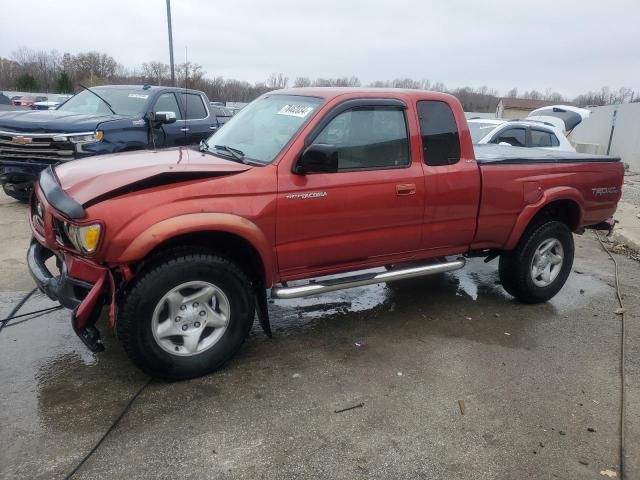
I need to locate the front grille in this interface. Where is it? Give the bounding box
[52,217,73,248]
[0,131,76,162]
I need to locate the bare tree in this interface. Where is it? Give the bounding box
[293,76,311,88]
[266,73,288,89]
[142,61,170,85]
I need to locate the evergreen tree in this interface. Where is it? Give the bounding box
[15,73,38,91]
[55,72,73,93]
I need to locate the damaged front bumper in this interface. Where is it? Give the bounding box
[27,238,112,352]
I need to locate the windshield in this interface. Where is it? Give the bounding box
[57,88,151,115]
[469,121,500,143]
[204,94,324,164]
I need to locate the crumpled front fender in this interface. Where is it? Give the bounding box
[113,212,275,285]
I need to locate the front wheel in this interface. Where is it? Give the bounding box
[118,252,255,380]
[498,221,574,304]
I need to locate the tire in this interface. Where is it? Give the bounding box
[498,221,574,304]
[118,251,255,380]
[2,183,31,203]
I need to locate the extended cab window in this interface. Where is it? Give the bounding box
[493,127,526,147]
[531,129,559,147]
[177,93,207,119]
[154,93,182,119]
[312,106,409,170]
[417,100,461,166]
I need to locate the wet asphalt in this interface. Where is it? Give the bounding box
[0,193,638,480]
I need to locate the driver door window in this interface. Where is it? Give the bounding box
[312,106,409,170]
[154,93,182,119]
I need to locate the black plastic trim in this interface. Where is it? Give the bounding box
[39,166,85,219]
[27,239,92,310]
[477,157,621,165]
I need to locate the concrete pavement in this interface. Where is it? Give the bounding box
[0,191,638,480]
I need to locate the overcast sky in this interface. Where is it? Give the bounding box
[1,0,638,97]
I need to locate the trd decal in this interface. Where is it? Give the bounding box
[592,187,619,196]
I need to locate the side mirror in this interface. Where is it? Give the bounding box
[154,111,177,125]
[295,143,339,174]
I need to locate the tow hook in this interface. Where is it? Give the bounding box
[72,312,105,352]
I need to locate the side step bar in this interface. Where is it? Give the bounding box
[271,258,466,300]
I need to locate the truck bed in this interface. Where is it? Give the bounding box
[471,144,624,251]
[474,144,621,164]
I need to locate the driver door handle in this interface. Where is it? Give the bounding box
[396,183,416,196]
[180,127,190,132]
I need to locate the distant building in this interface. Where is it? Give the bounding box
[496,98,566,119]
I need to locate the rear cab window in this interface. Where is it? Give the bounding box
[417,100,461,166]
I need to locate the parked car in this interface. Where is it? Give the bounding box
[27,88,623,379]
[210,104,233,128]
[527,105,591,134]
[0,85,215,201]
[31,94,73,110]
[12,96,47,107]
[0,93,28,112]
[468,118,575,151]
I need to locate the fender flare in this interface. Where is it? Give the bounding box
[504,187,585,250]
[115,212,275,284]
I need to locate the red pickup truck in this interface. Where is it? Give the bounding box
[27,88,623,379]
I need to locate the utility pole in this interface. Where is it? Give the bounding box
[166,0,176,86]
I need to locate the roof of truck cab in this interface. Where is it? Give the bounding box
[270,87,458,102]
[86,85,203,93]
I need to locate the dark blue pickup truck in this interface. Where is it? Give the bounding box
[0,85,219,201]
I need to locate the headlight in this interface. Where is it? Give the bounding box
[64,222,102,254]
[53,131,104,144]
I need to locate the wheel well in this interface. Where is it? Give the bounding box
[530,200,580,231]
[140,231,266,287]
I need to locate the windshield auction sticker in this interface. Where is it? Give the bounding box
[277,104,314,118]
[128,94,149,99]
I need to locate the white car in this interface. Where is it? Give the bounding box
[468,118,575,152]
[468,105,591,153]
[527,105,590,134]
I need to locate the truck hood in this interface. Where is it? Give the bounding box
[527,105,590,132]
[54,147,252,206]
[0,109,133,133]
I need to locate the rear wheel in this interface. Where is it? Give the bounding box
[498,221,574,303]
[118,251,255,380]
